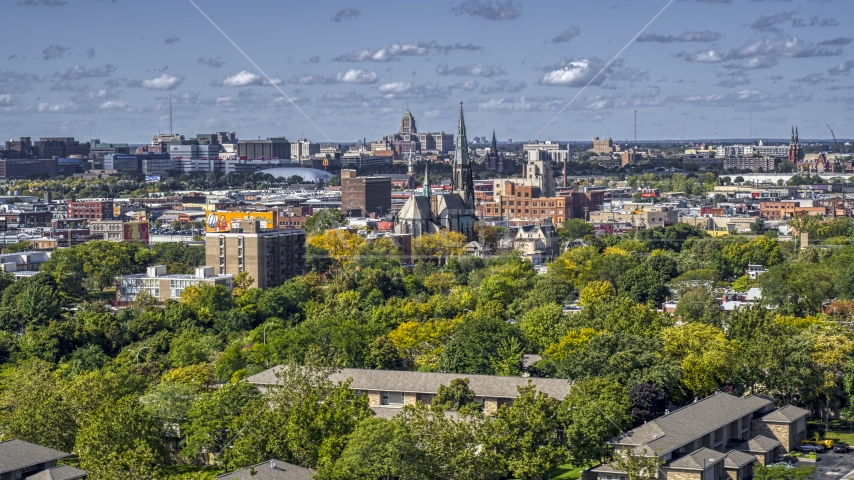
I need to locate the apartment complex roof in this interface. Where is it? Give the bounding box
[0,440,68,474]
[732,435,782,453]
[667,448,727,470]
[611,393,774,455]
[27,465,88,480]
[246,366,572,400]
[724,450,759,469]
[758,405,810,423]
[216,459,313,480]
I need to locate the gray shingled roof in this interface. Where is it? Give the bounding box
[246,367,572,400]
[759,405,809,423]
[666,448,727,470]
[611,393,774,455]
[0,440,69,474]
[724,450,758,469]
[215,460,313,480]
[732,435,782,453]
[27,465,88,480]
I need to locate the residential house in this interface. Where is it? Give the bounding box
[246,367,572,416]
[0,439,87,480]
[465,241,492,258]
[216,459,312,480]
[513,223,559,264]
[591,392,809,480]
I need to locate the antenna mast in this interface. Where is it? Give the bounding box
[169,93,173,136]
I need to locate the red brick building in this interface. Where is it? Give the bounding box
[66,198,114,220]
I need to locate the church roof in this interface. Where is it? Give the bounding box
[397,195,433,221]
[435,193,470,213]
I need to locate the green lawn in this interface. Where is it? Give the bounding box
[511,463,591,480]
[806,420,854,445]
[161,465,224,480]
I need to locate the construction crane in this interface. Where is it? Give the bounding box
[827,124,841,161]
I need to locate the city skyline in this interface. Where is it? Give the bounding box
[0,0,852,143]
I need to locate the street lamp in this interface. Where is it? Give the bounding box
[134,346,151,364]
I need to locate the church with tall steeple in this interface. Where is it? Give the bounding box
[395,103,479,240]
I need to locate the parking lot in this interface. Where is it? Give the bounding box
[786,450,854,480]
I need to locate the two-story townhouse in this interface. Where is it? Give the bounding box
[246,367,572,416]
[590,392,809,480]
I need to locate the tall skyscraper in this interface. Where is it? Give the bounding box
[399,109,417,135]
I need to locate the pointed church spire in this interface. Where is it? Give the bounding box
[491,129,498,153]
[791,126,795,143]
[795,126,799,143]
[451,102,475,208]
[423,163,431,197]
[453,102,470,166]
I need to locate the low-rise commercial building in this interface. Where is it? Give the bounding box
[589,204,678,228]
[67,198,114,220]
[116,265,234,303]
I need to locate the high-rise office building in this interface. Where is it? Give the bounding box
[399,109,417,135]
[237,137,291,159]
[205,220,306,290]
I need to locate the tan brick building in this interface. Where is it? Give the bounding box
[205,220,306,289]
[247,367,571,417]
[340,169,392,218]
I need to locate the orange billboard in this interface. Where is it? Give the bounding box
[205,211,274,233]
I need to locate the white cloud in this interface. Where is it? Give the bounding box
[216,96,233,106]
[676,49,725,63]
[139,73,184,90]
[222,70,263,87]
[378,82,413,94]
[451,0,521,20]
[540,59,604,87]
[334,41,482,62]
[336,69,378,84]
[728,36,841,59]
[724,57,778,69]
[99,100,127,109]
[0,94,13,106]
[436,63,507,77]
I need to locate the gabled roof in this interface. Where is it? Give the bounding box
[732,435,782,453]
[0,440,69,474]
[758,405,809,423]
[724,450,758,469]
[246,367,572,400]
[666,448,727,470]
[611,393,774,456]
[397,195,433,221]
[27,465,88,480]
[216,459,313,480]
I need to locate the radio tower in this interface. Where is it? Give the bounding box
[169,93,173,136]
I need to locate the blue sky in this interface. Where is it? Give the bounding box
[0,0,852,144]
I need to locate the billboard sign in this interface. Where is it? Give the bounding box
[810,184,830,191]
[145,175,161,183]
[205,211,274,233]
[123,221,150,243]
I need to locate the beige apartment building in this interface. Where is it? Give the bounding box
[247,367,572,416]
[205,220,306,289]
